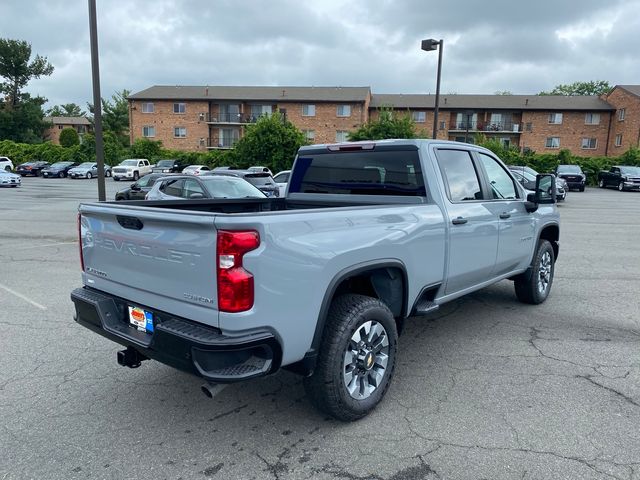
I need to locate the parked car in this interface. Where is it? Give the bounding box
[112,159,152,181]
[273,170,291,197]
[16,161,49,177]
[598,166,640,191]
[152,159,188,174]
[0,156,14,172]
[0,170,21,187]
[182,165,211,176]
[208,169,280,197]
[68,162,112,179]
[145,174,266,200]
[73,139,559,421]
[509,166,567,201]
[248,166,273,175]
[41,161,79,178]
[555,165,586,191]
[115,173,168,200]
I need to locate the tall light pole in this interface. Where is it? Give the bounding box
[88,0,106,201]
[421,38,443,140]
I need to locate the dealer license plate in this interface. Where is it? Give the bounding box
[128,306,154,333]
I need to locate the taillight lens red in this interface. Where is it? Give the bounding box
[217,230,260,312]
[77,213,85,271]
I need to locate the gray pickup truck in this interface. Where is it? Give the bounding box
[71,139,559,421]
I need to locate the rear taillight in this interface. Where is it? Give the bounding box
[77,213,85,271]
[217,230,260,312]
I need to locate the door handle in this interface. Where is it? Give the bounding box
[499,212,511,219]
[452,217,468,225]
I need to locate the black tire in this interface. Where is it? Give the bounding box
[303,294,398,422]
[4,166,11,172]
[114,177,120,182]
[105,170,111,177]
[58,171,65,178]
[579,186,585,192]
[618,182,625,192]
[86,172,92,179]
[133,171,139,181]
[598,179,605,188]
[514,239,555,305]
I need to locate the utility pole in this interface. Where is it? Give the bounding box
[88,0,106,201]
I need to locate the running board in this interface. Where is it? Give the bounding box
[412,299,440,316]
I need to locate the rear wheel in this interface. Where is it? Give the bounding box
[133,171,139,181]
[514,240,555,305]
[114,177,120,182]
[598,179,605,188]
[579,186,585,192]
[4,166,10,172]
[105,170,111,177]
[303,294,398,421]
[58,171,65,178]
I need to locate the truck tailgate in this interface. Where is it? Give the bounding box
[79,203,219,326]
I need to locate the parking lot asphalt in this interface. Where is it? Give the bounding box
[1,177,639,480]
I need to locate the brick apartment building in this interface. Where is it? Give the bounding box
[43,116,92,144]
[128,84,640,157]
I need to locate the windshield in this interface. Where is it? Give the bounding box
[183,166,199,171]
[244,174,275,187]
[200,176,266,198]
[620,166,640,175]
[77,162,94,168]
[557,165,582,174]
[120,160,139,166]
[156,160,175,167]
[51,162,73,168]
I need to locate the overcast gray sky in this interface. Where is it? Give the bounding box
[1,0,639,108]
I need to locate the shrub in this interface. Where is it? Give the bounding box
[59,127,79,147]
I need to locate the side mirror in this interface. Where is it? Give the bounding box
[131,183,140,190]
[189,192,205,199]
[535,174,556,204]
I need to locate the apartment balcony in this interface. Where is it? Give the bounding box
[206,136,239,149]
[204,112,265,124]
[449,121,522,133]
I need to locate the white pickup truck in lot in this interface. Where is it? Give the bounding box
[112,159,152,181]
[72,139,559,420]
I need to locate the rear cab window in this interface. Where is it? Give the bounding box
[288,147,426,197]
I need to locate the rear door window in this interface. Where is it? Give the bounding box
[435,149,483,202]
[289,149,425,196]
[160,179,184,197]
[182,179,205,198]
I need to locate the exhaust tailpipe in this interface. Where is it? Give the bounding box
[201,383,227,399]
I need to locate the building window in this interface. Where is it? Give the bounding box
[500,138,511,148]
[336,130,349,142]
[173,103,186,114]
[303,130,315,142]
[337,105,351,117]
[548,113,563,124]
[585,113,600,125]
[525,122,532,132]
[57,125,64,130]
[142,126,155,137]
[141,102,154,113]
[545,137,560,148]
[412,111,426,123]
[614,134,623,147]
[77,125,87,134]
[581,138,597,149]
[174,127,187,138]
[618,108,625,121]
[302,104,316,117]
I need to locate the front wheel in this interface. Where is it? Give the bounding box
[58,171,65,178]
[5,166,12,172]
[598,179,605,188]
[105,170,111,177]
[514,240,555,305]
[618,182,625,192]
[86,172,92,179]
[303,294,398,421]
[133,171,139,181]
[579,186,585,192]
[114,177,120,182]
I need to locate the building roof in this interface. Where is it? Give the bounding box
[616,85,640,98]
[370,94,614,111]
[44,116,92,125]
[129,86,371,102]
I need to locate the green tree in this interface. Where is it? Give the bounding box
[130,138,162,159]
[59,127,79,147]
[538,80,612,96]
[0,38,54,107]
[88,89,130,146]
[494,90,513,95]
[232,113,306,173]
[348,108,419,140]
[0,93,49,143]
[47,103,85,117]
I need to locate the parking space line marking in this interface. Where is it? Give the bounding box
[10,242,77,251]
[0,283,47,311]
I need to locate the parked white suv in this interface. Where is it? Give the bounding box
[112,159,151,181]
[0,156,14,172]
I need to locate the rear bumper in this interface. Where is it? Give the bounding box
[71,287,281,383]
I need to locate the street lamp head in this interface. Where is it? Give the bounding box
[421,38,440,51]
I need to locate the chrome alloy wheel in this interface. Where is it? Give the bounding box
[537,251,552,294]
[343,320,389,400]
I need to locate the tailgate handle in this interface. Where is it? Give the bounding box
[117,215,144,230]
